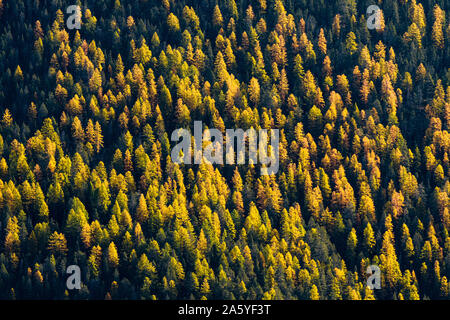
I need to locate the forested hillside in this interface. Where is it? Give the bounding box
[0,0,449,300]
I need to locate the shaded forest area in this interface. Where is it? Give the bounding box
[0,0,449,299]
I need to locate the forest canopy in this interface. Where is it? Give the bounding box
[0,0,449,300]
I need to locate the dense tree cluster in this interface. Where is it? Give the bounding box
[0,0,449,300]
